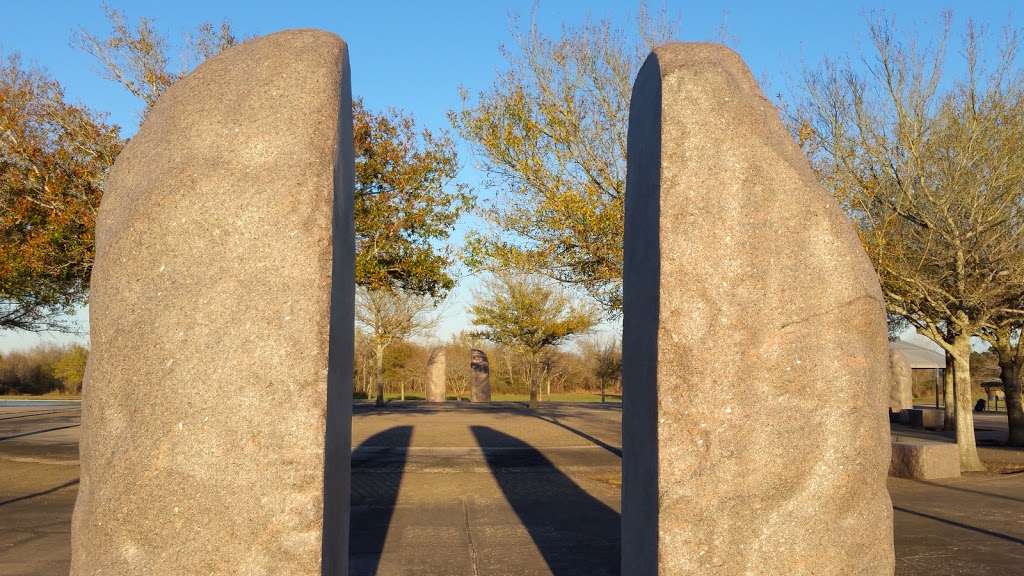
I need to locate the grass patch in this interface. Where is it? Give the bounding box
[489,392,621,403]
[361,391,622,403]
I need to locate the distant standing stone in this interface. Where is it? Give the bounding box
[890,347,914,412]
[470,349,491,403]
[426,348,447,402]
[70,30,354,576]
[621,43,894,575]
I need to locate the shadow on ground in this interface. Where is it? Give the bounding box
[5,403,1024,576]
[470,425,620,576]
[346,409,622,576]
[348,426,412,576]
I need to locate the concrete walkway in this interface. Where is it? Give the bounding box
[2,403,1023,575]
[0,405,80,576]
[349,404,622,576]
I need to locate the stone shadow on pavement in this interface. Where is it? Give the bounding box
[894,505,1024,546]
[527,413,622,458]
[470,425,620,576]
[909,477,1024,505]
[0,424,80,442]
[0,479,79,508]
[349,426,413,576]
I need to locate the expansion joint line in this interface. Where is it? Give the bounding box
[462,496,481,576]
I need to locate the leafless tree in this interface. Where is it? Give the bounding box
[356,288,438,407]
[980,315,1024,445]
[791,15,1024,470]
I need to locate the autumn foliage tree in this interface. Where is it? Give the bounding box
[0,54,122,331]
[452,10,675,313]
[79,7,471,297]
[353,102,471,296]
[75,7,239,112]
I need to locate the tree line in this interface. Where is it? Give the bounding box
[0,343,87,395]
[2,7,1023,469]
[352,329,621,403]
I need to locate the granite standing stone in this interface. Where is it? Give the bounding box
[426,348,447,402]
[470,348,491,403]
[70,30,355,576]
[890,347,914,412]
[621,43,894,575]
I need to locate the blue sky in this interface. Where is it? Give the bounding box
[1,1,1020,351]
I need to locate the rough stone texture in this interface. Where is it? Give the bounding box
[890,348,914,412]
[621,43,894,575]
[70,30,354,576]
[906,408,944,430]
[890,439,961,480]
[470,349,491,403]
[426,348,446,402]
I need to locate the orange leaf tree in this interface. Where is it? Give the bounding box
[78,7,472,298]
[0,55,121,331]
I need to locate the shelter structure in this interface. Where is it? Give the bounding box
[890,339,946,408]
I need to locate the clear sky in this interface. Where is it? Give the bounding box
[1,1,1020,351]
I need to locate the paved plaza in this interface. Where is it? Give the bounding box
[1,402,1022,575]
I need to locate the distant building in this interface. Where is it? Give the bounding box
[891,339,945,370]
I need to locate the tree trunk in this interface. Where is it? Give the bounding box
[400,380,405,402]
[993,340,1024,447]
[950,336,985,471]
[365,353,372,396]
[545,363,550,398]
[375,343,385,408]
[528,355,539,409]
[504,353,515,391]
[601,377,606,403]
[942,351,956,431]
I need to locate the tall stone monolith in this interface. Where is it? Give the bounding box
[426,348,446,402]
[890,347,914,412]
[70,30,354,576]
[470,348,491,403]
[622,43,894,575]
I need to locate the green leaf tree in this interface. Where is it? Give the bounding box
[469,273,597,408]
[353,102,472,296]
[451,9,675,313]
[53,344,89,394]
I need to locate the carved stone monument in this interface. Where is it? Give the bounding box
[70,30,354,576]
[470,348,491,403]
[890,347,914,413]
[621,43,894,575]
[426,348,446,402]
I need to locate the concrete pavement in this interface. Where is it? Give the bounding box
[2,402,1023,575]
[349,404,621,576]
[0,405,80,576]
